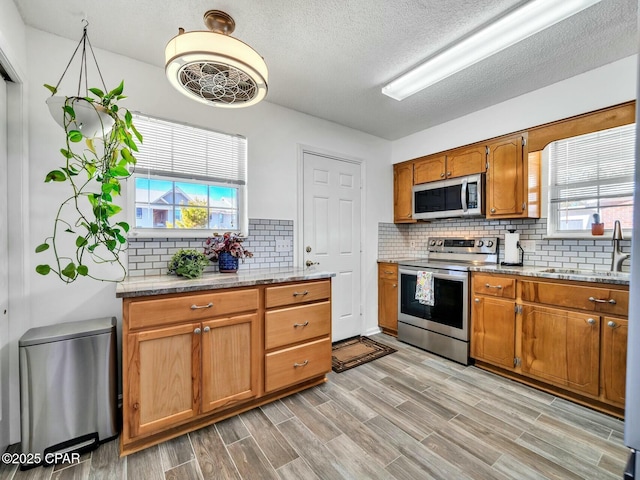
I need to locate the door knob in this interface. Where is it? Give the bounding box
[306,246,312,253]
[305,260,319,267]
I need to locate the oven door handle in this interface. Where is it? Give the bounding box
[461,178,468,212]
[399,268,467,282]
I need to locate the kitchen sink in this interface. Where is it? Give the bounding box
[536,268,629,278]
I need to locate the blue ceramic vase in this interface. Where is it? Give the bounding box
[218,252,239,273]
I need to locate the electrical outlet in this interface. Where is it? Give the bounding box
[275,237,292,252]
[519,240,536,252]
[410,241,416,248]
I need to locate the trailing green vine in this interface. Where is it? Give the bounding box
[35,81,142,283]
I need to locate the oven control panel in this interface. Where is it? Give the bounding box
[427,237,498,255]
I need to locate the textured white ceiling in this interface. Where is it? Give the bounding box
[14,0,638,140]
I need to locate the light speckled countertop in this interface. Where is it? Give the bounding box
[378,258,630,286]
[116,268,335,298]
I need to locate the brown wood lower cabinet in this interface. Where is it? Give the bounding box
[470,272,628,417]
[201,313,259,413]
[126,323,200,440]
[378,263,398,336]
[471,296,515,370]
[521,305,600,397]
[601,317,628,407]
[121,278,332,455]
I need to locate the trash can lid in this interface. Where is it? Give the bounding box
[19,317,116,347]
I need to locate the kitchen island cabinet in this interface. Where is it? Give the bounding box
[470,271,628,418]
[117,269,333,455]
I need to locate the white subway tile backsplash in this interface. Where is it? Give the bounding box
[378,217,630,273]
[128,218,294,276]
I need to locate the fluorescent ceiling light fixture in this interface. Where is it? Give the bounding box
[382,0,603,101]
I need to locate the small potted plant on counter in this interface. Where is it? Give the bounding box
[203,232,253,273]
[167,249,210,279]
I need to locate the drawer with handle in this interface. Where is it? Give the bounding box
[265,280,330,308]
[128,288,259,330]
[265,337,332,392]
[265,301,331,350]
[520,280,628,316]
[472,274,516,298]
[378,263,398,281]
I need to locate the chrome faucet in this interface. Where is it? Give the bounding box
[611,220,631,272]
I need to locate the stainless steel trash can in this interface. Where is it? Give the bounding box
[19,317,119,462]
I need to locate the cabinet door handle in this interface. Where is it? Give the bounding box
[293,360,309,368]
[490,208,496,213]
[440,172,445,178]
[485,283,503,289]
[194,327,202,334]
[393,284,397,288]
[586,318,596,325]
[383,270,394,274]
[474,298,480,303]
[588,296,616,305]
[607,321,617,328]
[293,290,309,297]
[191,302,213,310]
[203,326,211,333]
[293,321,309,328]
[446,171,451,177]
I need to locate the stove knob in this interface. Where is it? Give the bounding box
[436,240,443,246]
[486,240,494,247]
[476,240,484,247]
[429,240,437,246]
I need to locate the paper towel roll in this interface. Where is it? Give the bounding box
[504,231,520,264]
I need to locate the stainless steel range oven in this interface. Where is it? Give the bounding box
[397,236,498,365]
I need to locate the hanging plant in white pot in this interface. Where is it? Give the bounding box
[35,22,143,283]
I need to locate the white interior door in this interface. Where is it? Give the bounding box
[0,75,9,451]
[303,151,362,342]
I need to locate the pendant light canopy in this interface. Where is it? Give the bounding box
[165,10,268,108]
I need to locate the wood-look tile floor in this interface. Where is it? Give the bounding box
[1,334,629,480]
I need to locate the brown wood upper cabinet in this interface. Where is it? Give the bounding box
[485,133,539,219]
[393,162,415,223]
[413,145,486,185]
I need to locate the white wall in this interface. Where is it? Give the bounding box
[392,55,638,167]
[0,0,27,74]
[23,25,391,385]
[0,0,29,444]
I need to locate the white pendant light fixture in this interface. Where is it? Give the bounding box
[382,0,603,101]
[165,10,268,108]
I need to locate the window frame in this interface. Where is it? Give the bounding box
[126,114,248,238]
[545,122,635,238]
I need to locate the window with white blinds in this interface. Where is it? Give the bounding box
[548,123,635,234]
[133,114,247,184]
[130,114,248,235]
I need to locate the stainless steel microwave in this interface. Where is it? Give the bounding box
[412,173,485,220]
